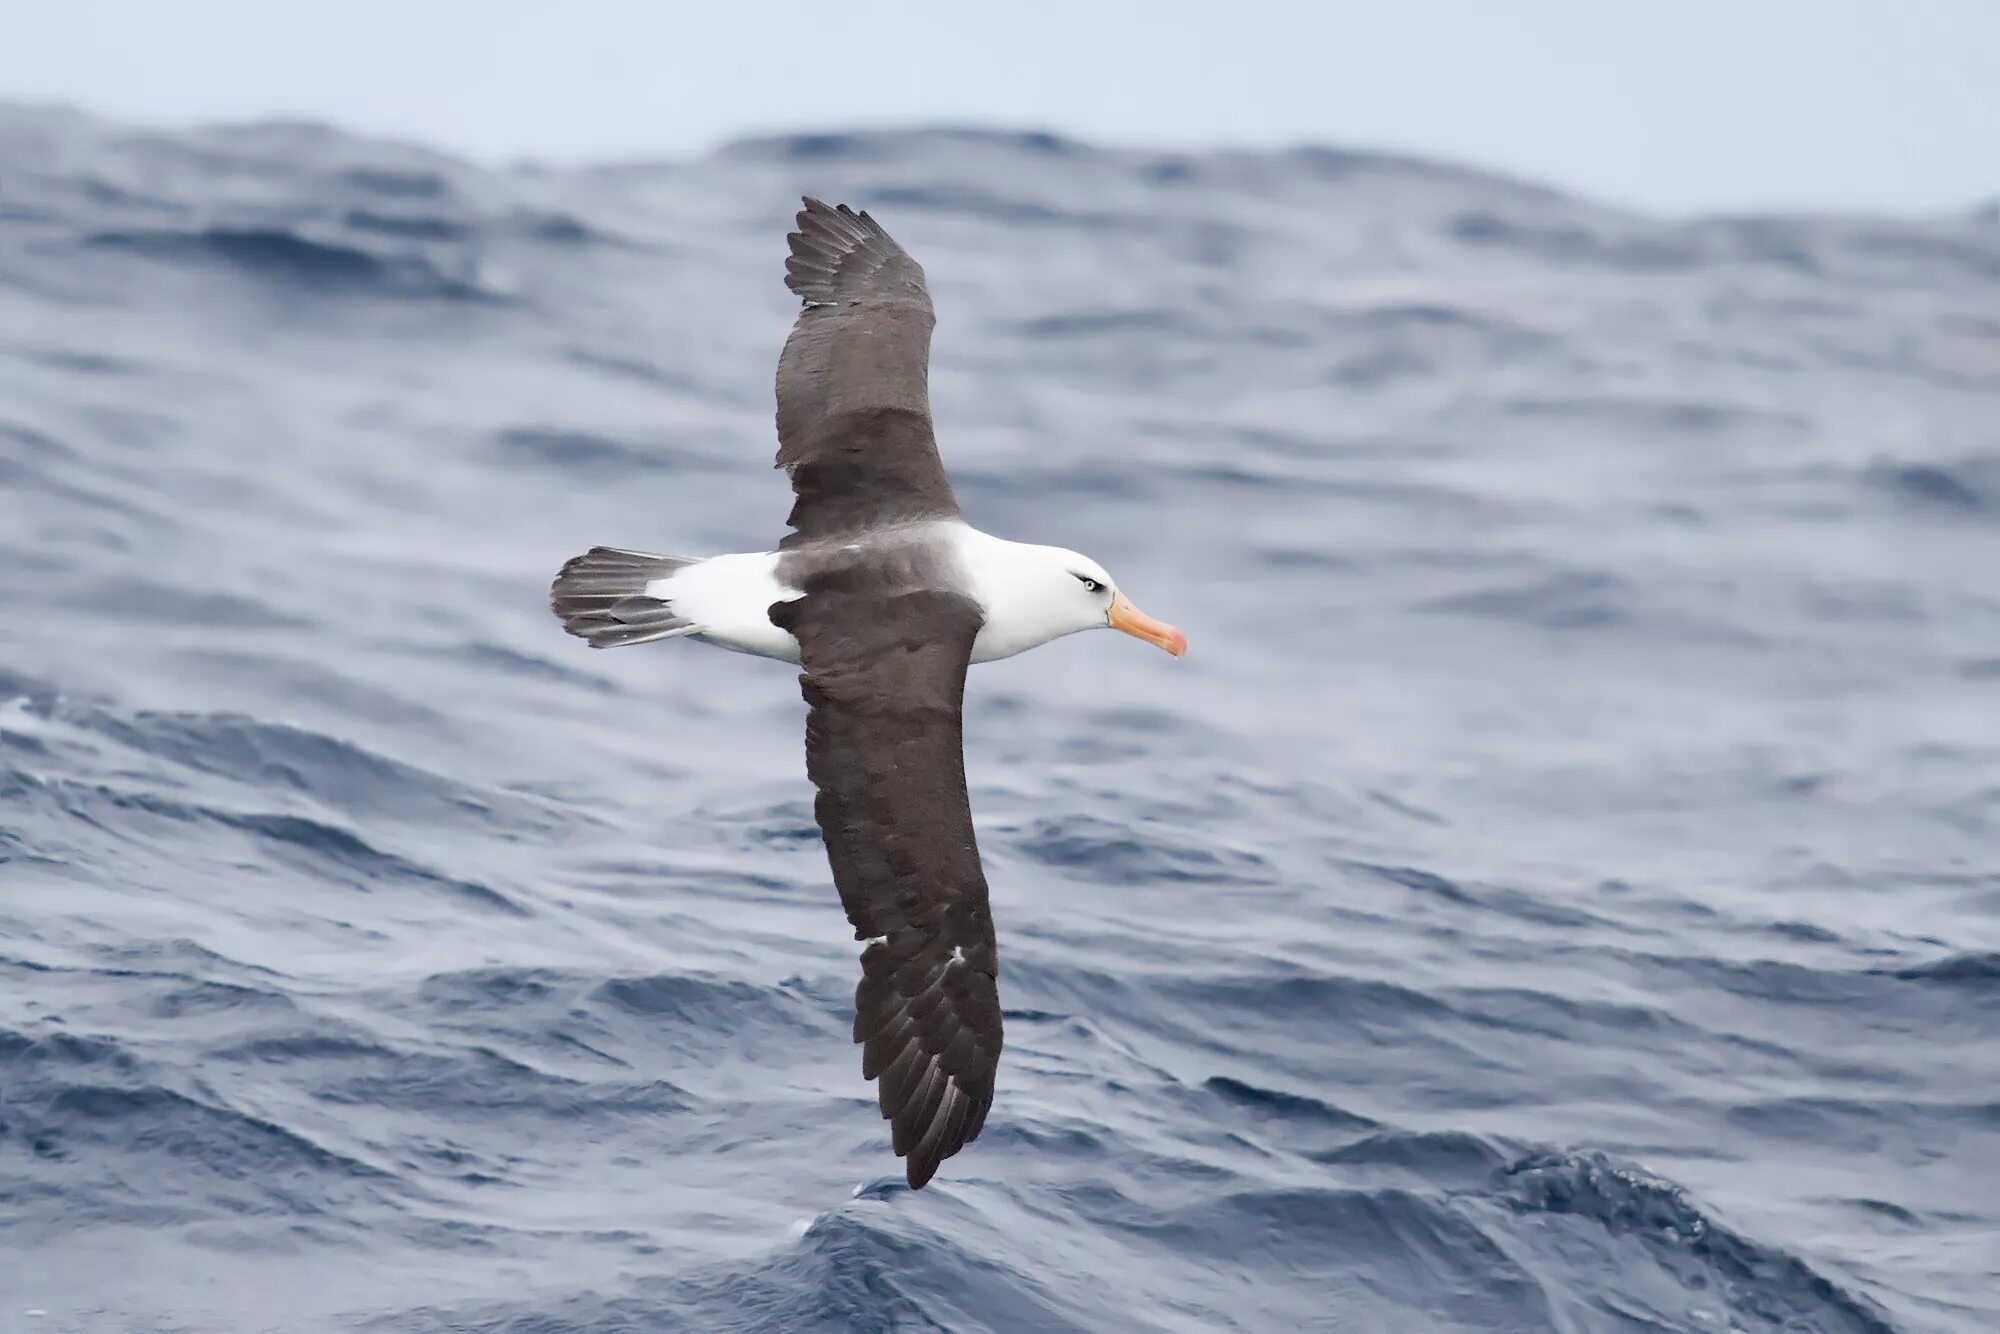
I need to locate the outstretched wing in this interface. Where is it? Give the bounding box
[774,198,962,547]
[768,585,1001,1189]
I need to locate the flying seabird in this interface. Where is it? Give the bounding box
[550,198,1186,1189]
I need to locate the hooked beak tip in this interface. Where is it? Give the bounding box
[1108,593,1187,658]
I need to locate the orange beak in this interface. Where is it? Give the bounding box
[1108,591,1188,657]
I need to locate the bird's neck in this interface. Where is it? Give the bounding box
[948,527,1089,663]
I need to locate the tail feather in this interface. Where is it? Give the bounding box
[551,547,702,649]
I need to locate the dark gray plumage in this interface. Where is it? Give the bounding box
[552,200,1155,1188]
[770,200,1001,1188]
[775,198,963,547]
[769,580,1000,1189]
[548,199,1185,1187]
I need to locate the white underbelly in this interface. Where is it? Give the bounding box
[645,530,1053,667]
[649,552,802,663]
[692,626,801,663]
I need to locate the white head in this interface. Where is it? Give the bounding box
[957,535,1187,663]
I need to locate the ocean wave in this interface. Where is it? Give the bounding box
[82,224,506,301]
[3,102,1995,1331]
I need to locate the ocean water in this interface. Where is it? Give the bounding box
[1,103,1997,1333]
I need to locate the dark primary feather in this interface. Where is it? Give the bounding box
[774,198,962,546]
[768,582,1003,1189]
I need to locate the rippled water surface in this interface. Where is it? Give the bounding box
[2,105,1998,1332]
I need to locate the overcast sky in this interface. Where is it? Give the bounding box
[5,1,1995,213]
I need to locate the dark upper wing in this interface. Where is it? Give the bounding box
[768,585,1001,1189]
[774,198,962,547]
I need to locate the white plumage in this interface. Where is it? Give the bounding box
[601,523,1131,666]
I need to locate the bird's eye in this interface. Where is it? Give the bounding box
[1076,575,1103,593]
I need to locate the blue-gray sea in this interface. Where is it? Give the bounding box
[2,104,1997,1332]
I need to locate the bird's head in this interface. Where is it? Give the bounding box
[1054,548,1188,656]
[972,541,1187,659]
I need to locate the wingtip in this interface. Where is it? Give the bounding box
[796,195,852,228]
[785,198,903,303]
[794,196,872,231]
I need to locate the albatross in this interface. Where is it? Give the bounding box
[550,198,1186,1189]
